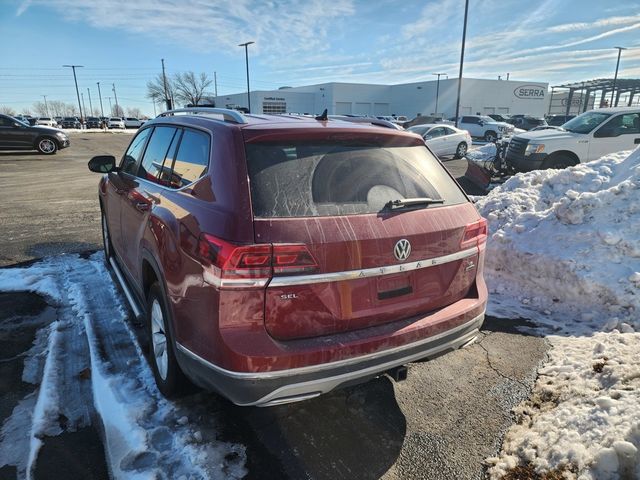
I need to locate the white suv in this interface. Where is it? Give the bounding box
[456,115,514,142]
[36,117,58,127]
[123,117,144,128]
[505,107,640,172]
[108,117,126,129]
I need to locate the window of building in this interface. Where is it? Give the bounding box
[262,100,286,114]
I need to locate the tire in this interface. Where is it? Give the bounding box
[454,142,468,159]
[484,131,497,143]
[147,283,185,397]
[543,154,576,170]
[36,137,58,154]
[101,212,112,262]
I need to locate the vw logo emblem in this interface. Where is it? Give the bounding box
[393,239,411,261]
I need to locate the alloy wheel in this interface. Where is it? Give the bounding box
[151,299,169,380]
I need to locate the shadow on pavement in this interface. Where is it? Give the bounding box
[27,242,100,260]
[217,377,406,480]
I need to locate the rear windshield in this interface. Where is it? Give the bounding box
[245,138,467,218]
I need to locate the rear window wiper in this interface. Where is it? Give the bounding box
[383,197,445,211]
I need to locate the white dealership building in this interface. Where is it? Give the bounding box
[214,78,549,118]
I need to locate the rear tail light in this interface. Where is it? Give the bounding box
[197,234,318,289]
[461,218,488,249]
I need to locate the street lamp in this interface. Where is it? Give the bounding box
[97,82,105,117]
[611,46,626,106]
[432,73,447,117]
[238,41,255,113]
[454,0,469,128]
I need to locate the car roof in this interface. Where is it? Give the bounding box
[585,107,640,114]
[144,112,419,138]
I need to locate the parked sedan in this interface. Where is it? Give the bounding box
[86,117,101,129]
[108,117,126,129]
[36,117,58,127]
[60,117,81,129]
[407,124,472,159]
[0,114,69,154]
[124,117,144,128]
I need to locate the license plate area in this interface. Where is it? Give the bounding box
[377,274,412,301]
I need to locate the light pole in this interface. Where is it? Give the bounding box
[107,96,112,115]
[611,46,626,107]
[238,41,255,113]
[432,73,446,117]
[454,0,469,128]
[63,64,84,121]
[42,95,48,116]
[81,92,87,118]
[112,83,120,116]
[97,82,104,117]
[87,88,93,116]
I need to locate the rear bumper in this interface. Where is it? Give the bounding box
[176,310,485,407]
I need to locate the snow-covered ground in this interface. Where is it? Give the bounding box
[477,148,640,478]
[0,254,246,480]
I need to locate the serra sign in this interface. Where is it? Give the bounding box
[514,85,545,100]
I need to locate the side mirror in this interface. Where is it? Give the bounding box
[13,122,23,128]
[478,121,485,126]
[88,155,116,173]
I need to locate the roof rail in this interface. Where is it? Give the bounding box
[157,107,248,124]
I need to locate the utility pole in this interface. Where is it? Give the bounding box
[63,64,84,121]
[81,92,87,117]
[506,72,510,81]
[42,95,49,116]
[432,73,446,117]
[238,41,254,113]
[214,71,218,97]
[161,58,171,110]
[454,0,469,128]
[87,88,93,116]
[96,82,104,117]
[112,83,120,116]
[611,47,626,107]
[107,96,112,115]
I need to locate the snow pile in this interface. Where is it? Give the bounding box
[0,255,246,479]
[466,143,496,164]
[477,148,640,478]
[477,148,640,333]
[487,332,640,480]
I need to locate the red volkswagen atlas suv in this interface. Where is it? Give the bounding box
[88,108,488,406]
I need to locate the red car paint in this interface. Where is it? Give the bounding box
[94,111,487,405]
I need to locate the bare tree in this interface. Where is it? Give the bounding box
[48,100,65,117]
[174,72,213,106]
[0,106,16,115]
[32,101,49,116]
[111,105,124,117]
[146,73,175,109]
[126,107,143,118]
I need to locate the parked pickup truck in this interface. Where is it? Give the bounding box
[455,115,514,142]
[505,107,640,172]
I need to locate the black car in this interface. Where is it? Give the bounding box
[508,115,547,131]
[86,117,101,128]
[546,115,576,127]
[60,117,81,129]
[0,114,70,154]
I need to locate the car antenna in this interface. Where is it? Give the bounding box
[315,109,328,121]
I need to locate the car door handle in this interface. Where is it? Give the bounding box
[135,202,150,212]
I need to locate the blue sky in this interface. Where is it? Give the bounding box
[1,0,640,116]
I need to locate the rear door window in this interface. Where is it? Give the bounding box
[245,137,467,218]
[138,126,178,183]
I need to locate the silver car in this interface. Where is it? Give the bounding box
[407,124,472,159]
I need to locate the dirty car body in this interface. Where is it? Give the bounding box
[89,108,488,406]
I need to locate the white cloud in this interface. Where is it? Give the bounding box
[547,14,640,33]
[16,0,355,58]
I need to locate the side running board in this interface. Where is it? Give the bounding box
[108,256,143,321]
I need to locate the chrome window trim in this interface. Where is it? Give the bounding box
[175,312,484,381]
[268,247,477,287]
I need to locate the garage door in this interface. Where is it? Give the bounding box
[335,102,352,115]
[354,102,371,116]
[374,103,389,115]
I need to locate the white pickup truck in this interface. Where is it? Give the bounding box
[505,107,640,171]
[456,115,514,142]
